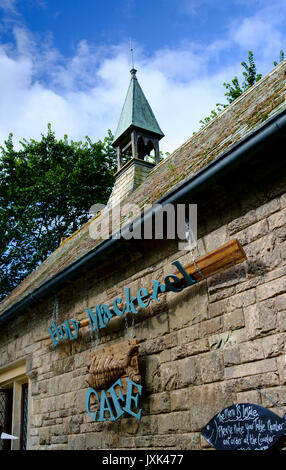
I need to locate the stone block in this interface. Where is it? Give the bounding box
[135,435,153,447]
[234,371,279,391]
[280,193,286,208]
[51,435,68,444]
[162,332,178,350]
[208,286,236,303]
[245,234,281,272]
[244,301,276,340]
[278,311,286,331]
[261,334,285,358]
[204,226,228,252]
[177,324,201,344]
[149,392,170,414]
[120,417,140,434]
[228,210,257,235]
[256,277,286,302]
[225,358,277,379]
[208,265,246,293]
[159,348,171,363]
[177,357,200,386]
[39,427,50,445]
[139,415,158,435]
[175,433,201,450]
[209,330,243,350]
[169,283,209,331]
[209,300,226,318]
[260,386,286,408]
[241,289,256,307]
[235,219,269,245]
[188,383,229,431]
[170,344,189,360]
[236,390,262,404]
[224,347,241,366]
[142,354,161,393]
[256,198,280,220]
[161,362,179,391]
[170,388,189,411]
[152,434,177,447]
[185,338,209,357]
[139,313,169,342]
[239,340,264,363]
[268,208,286,231]
[276,355,286,384]
[276,294,286,311]
[281,193,286,208]
[198,351,224,383]
[201,317,223,336]
[282,240,286,260]
[224,308,244,331]
[157,411,190,434]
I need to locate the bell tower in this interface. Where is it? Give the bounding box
[108,67,164,206]
[112,68,164,170]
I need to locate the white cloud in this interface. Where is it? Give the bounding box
[0,1,286,155]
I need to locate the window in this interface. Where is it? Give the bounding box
[0,360,29,450]
[0,389,13,450]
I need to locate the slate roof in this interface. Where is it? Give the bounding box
[112,69,164,146]
[1,60,286,317]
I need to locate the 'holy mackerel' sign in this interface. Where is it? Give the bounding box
[47,239,246,348]
[48,258,194,348]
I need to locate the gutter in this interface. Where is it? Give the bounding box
[1,109,286,325]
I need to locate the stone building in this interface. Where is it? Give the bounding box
[0,60,286,451]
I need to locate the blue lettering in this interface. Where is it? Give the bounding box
[48,321,62,347]
[113,297,125,316]
[85,387,99,421]
[68,319,80,340]
[172,260,195,286]
[107,378,125,420]
[150,280,166,301]
[164,274,184,292]
[125,287,138,314]
[86,307,99,331]
[98,390,115,422]
[137,287,150,309]
[123,378,142,419]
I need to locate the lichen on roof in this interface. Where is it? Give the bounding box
[1,60,286,316]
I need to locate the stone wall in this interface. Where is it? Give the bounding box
[0,166,286,451]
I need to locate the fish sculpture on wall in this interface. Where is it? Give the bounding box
[86,342,139,390]
[201,403,286,450]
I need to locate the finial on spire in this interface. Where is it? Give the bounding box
[129,39,137,77]
[130,38,134,69]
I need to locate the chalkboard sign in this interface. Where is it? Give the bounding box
[201,403,286,450]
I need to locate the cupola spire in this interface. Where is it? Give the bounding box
[108,57,165,207]
[112,63,164,170]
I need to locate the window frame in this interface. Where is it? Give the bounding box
[0,360,30,450]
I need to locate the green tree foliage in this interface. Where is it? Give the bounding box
[199,103,228,127]
[223,51,262,104]
[200,51,268,128]
[274,49,285,66]
[0,125,117,301]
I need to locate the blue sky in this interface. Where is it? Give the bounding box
[0,0,286,153]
